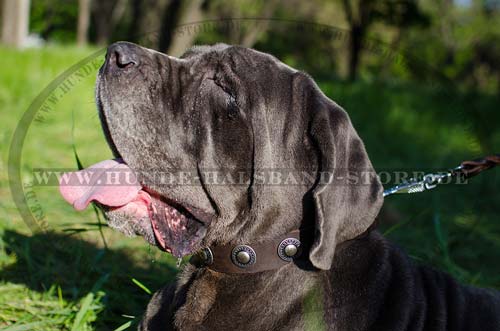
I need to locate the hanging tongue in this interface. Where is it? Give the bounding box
[59,159,142,210]
[58,159,206,257]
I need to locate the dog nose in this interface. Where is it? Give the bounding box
[107,42,138,69]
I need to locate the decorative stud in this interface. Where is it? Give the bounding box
[236,251,251,264]
[201,247,214,266]
[190,247,213,267]
[278,238,301,262]
[284,244,298,257]
[231,245,256,268]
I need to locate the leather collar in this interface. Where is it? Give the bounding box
[190,229,305,274]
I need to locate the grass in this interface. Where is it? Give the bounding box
[0,45,499,330]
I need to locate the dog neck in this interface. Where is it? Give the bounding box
[172,230,383,330]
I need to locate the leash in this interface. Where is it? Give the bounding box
[383,154,500,197]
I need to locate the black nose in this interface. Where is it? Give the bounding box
[107,42,138,69]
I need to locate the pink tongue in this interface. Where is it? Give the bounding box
[59,159,142,211]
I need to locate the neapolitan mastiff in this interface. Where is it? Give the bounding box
[60,42,500,330]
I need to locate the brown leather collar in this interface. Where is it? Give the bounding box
[189,230,305,274]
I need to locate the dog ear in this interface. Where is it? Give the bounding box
[300,74,384,270]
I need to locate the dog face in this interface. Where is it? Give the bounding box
[61,42,383,268]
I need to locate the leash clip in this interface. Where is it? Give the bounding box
[383,179,425,196]
[423,172,452,190]
[383,169,457,197]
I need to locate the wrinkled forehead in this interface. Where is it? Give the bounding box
[180,43,231,59]
[181,44,296,77]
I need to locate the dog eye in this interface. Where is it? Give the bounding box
[211,77,240,119]
[212,79,239,118]
[226,94,238,118]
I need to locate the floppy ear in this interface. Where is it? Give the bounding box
[302,75,384,270]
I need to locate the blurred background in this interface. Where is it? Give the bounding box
[0,0,499,330]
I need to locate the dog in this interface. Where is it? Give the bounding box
[60,42,500,330]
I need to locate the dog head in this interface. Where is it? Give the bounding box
[60,42,383,269]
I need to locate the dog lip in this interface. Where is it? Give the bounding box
[96,84,212,224]
[93,88,212,254]
[141,186,212,226]
[144,187,208,257]
[111,163,210,256]
[94,74,209,256]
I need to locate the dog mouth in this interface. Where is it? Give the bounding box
[59,159,208,257]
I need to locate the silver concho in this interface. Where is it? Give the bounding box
[231,245,256,268]
[190,247,213,267]
[278,238,301,262]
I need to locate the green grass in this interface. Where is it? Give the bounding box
[0,45,499,330]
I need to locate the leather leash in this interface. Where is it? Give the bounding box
[458,154,500,179]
